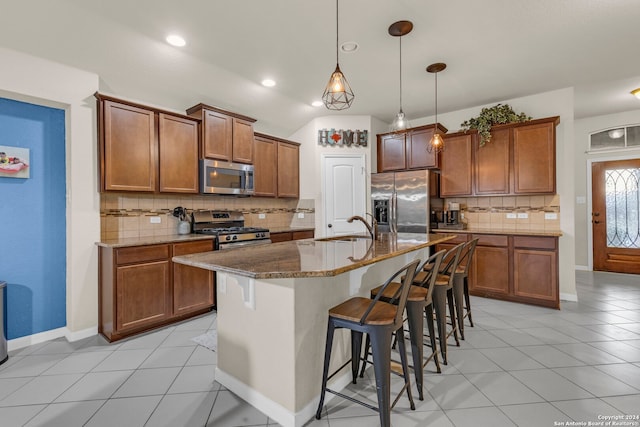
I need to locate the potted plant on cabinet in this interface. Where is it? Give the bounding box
[461,104,531,146]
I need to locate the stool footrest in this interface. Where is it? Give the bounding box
[325,388,379,412]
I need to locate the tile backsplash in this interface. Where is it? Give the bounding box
[444,195,560,232]
[100,193,315,240]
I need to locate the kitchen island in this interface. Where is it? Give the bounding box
[173,232,454,427]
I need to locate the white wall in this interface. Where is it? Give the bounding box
[574,109,640,268]
[0,47,100,343]
[289,116,377,237]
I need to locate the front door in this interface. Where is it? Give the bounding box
[592,158,640,274]
[322,154,366,237]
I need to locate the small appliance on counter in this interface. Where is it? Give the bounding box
[437,202,466,230]
[172,207,191,235]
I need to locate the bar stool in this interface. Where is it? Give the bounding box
[452,238,478,340]
[315,260,420,427]
[416,243,464,364]
[363,250,446,401]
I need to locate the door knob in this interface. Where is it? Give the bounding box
[593,220,600,224]
[592,212,600,216]
[328,224,333,228]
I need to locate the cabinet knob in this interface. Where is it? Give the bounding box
[328,224,333,228]
[593,220,600,224]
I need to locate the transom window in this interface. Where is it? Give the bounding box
[590,125,640,151]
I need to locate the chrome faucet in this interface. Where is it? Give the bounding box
[347,214,378,240]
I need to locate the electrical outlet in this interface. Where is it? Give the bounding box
[545,213,558,220]
[297,212,305,219]
[506,213,517,219]
[517,213,528,219]
[576,196,586,204]
[258,213,266,219]
[150,216,161,224]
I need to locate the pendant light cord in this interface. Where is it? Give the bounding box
[434,71,438,123]
[399,35,403,112]
[335,0,339,65]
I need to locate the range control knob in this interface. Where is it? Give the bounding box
[232,235,238,240]
[225,236,231,241]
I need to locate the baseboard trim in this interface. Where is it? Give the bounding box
[560,292,578,302]
[575,265,590,271]
[7,326,98,351]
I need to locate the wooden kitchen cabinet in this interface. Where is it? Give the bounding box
[172,240,215,316]
[97,94,200,194]
[434,231,559,308]
[100,99,156,192]
[376,124,446,172]
[187,103,256,164]
[158,113,199,193]
[270,230,314,243]
[474,127,510,195]
[513,236,558,307]
[99,238,216,342]
[471,234,510,296]
[513,119,557,194]
[440,131,475,197]
[253,133,300,198]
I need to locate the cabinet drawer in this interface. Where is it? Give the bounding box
[513,236,556,250]
[473,234,508,247]
[435,233,467,244]
[116,244,169,265]
[173,240,214,256]
[292,230,314,240]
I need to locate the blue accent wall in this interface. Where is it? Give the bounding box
[0,97,66,339]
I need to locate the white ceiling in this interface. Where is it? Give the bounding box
[2,0,640,136]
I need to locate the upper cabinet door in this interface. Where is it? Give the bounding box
[277,142,300,198]
[232,118,255,164]
[102,100,157,192]
[202,109,233,161]
[377,133,406,172]
[474,127,510,195]
[440,132,474,197]
[253,135,278,197]
[513,121,556,194]
[158,114,199,194]
[407,127,438,169]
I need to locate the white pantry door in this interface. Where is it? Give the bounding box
[322,154,367,237]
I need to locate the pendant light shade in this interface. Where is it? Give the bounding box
[322,0,354,110]
[389,20,413,133]
[427,62,446,153]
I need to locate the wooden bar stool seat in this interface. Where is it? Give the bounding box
[315,260,420,427]
[363,250,446,401]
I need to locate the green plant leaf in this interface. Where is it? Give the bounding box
[460,104,532,146]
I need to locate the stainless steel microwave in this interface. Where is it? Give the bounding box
[200,159,254,196]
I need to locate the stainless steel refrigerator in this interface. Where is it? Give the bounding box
[371,170,431,234]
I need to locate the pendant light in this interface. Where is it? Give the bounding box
[389,20,413,133]
[426,62,446,153]
[322,0,354,110]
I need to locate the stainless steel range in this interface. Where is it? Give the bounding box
[191,210,271,250]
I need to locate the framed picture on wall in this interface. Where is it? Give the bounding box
[0,145,30,178]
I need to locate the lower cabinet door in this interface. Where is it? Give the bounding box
[116,260,170,331]
[472,246,509,295]
[173,241,215,315]
[513,249,558,305]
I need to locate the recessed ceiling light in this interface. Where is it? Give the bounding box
[166,34,186,47]
[311,101,323,107]
[632,88,640,99]
[340,41,359,53]
[261,79,276,87]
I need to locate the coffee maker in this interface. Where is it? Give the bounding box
[446,202,461,226]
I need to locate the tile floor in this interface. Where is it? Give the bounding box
[1,270,640,426]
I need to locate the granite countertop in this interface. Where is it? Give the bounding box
[96,233,216,248]
[432,228,563,237]
[172,232,455,279]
